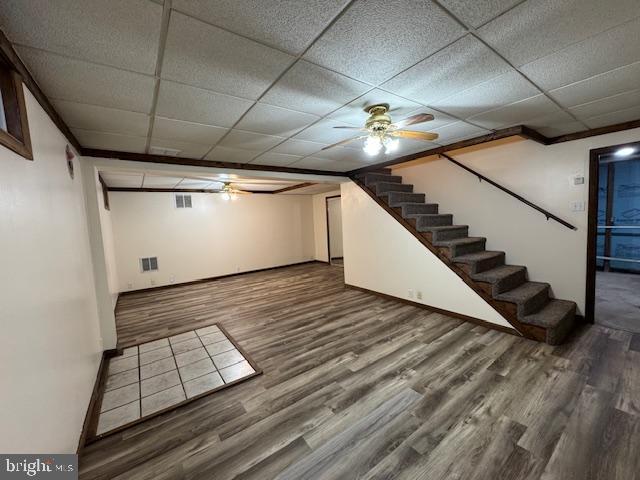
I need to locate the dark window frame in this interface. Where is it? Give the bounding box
[0,54,32,160]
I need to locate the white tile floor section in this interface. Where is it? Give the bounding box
[96,324,256,435]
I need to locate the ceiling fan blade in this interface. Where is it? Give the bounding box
[332,126,367,130]
[390,130,439,141]
[321,136,367,150]
[390,113,434,129]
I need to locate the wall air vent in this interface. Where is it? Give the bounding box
[175,194,192,208]
[140,257,158,272]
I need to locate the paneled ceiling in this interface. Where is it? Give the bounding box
[1,0,639,172]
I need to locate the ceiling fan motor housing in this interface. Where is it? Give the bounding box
[364,103,391,131]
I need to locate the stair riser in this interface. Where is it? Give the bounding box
[386,192,426,206]
[479,269,527,296]
[401,204,439,215]
[364,174,402,187]
[439,240,486,258]
[520,287,550,316]
[546,309,576,345]
[422,227,468,242]
[376,183,413,195]
[416,214,453,228]
[456,253,505,275]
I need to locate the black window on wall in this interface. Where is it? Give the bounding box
[0,54,32,160]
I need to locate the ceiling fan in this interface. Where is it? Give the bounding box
[215,182,250,200]
[324,103,439,156]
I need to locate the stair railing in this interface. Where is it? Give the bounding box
[440,153,577,231]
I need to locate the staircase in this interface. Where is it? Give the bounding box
[354,169,577,345]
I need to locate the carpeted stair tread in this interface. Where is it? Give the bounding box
[386,192,426,206]
[417,224,468,232]
[364,173,402,186]
[453,250,505,264]
[376,182,413,195]
[471,265,526,284]
[399,203,439,215]
[495,281,549,304]
[434,236,486,247]
[413,214,453,227]
[522,299,576,328]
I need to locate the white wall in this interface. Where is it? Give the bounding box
[0,88,102,453]
[341,182,513,329]
[327,196,343,258]
[110,192,316,291]
[394,128,640,314]
[96,174,119,309]
[312,190,341,262]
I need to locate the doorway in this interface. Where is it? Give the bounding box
[587,140,640,332]
[326,195,343,266]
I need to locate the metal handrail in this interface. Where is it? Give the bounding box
[440,153,578,231]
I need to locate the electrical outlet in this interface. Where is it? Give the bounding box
[127,282,133,289]
[570,200,585,212]
[150,279,156,286]
[169,275,175,284]
[408,289,414,299]
[416,291,423,300]
[236,266,241,272]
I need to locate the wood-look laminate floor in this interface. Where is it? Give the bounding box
[79,263,640,480]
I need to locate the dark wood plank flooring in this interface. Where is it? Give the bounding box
[79,263,640,479]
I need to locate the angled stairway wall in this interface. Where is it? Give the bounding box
[341,181,514,331]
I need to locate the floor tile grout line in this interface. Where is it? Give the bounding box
[137,346,142,420]
[167,333,189,402]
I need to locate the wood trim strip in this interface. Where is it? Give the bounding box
[117,260,329,297]
[77,348,118,454]
[549,119,640,144]
[107,187,272,194]
[83,148,347,177]
[98,174,110,210]
[344,284,517,336]
[272,182,316,194]
[351,177,549,342]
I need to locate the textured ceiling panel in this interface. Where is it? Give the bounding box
[152,117,228,145]
[520,17,640,91]
[468,94,565,130]
[326,89,422,127]
[535,120,585,138]
[155,81,253,127]
[280,184,341,195]
[271,139,327,157]
[171,0,349,55]
[176,179,216,188]
[381,35,511,105]
[261,60,370,116]
[583,104,640,129]
[53,100,150,137]
[17,47,156,113]
[0,0,162,74]
[569,90,640,121]
[141,176,183,188]
[236,103,320,137]
[438,0,522,28]
[430,122,491,144]
[549,61,640,108]
[305,0,465,85]
[249,152,302,166]
[205,146,258,163]
[289,156,363,172]
[162,12,294,100]
[478,0,640,66]
[433,71,540,119]
[312,145,367,162]
[148,138,213,158]
[72,129,148,153]
[293,118,368,145]
[218,130,285,152]
[100,172,144,188]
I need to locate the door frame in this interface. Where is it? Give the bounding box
[586,140,640,323]
[325,195,341,264]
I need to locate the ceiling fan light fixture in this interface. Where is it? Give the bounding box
[363,135,382,156]
[221,192,231,201]
[384,137,399,154]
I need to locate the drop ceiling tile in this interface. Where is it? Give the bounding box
[477,0,640,66]
[401,109,458,131]
[261,60,370,116]
[271,139,327,156]
[570,90,640,120]
[100,173,144,188]
[162,12,294,100]
[536,121,585,138]
[17,47,155,113]
[142,176,183,188]
[205,146,259,164]
[293,118,367,145]
[394,138,440,156]
[519,17,640,90]
[438,0,522,28]
[171,0,350,55]
[52,100,150,137]
[72,129,148,153]
[0,0,162,74]
[148,138,212,158]
[152,117,228,145]
[431,122,491,145]
[326,89,422,127]
[583,104,640,129]
[433,71,540,119]
[236,103,320,137]
[467,95,564,130]
[312,146,368,162]
[218,130,284,152]
[176,179,215,188]
[549,61,640,107]
[288,157,363,172]
[381,35,511,105]
[156,81,253,127]
[304,0,465,85]
[250,152,301,167]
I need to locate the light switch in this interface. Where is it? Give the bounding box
[570,201,586,212]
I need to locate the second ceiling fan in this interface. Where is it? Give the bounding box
[324,103,438,156]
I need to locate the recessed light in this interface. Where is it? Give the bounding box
[614,147,636,157]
